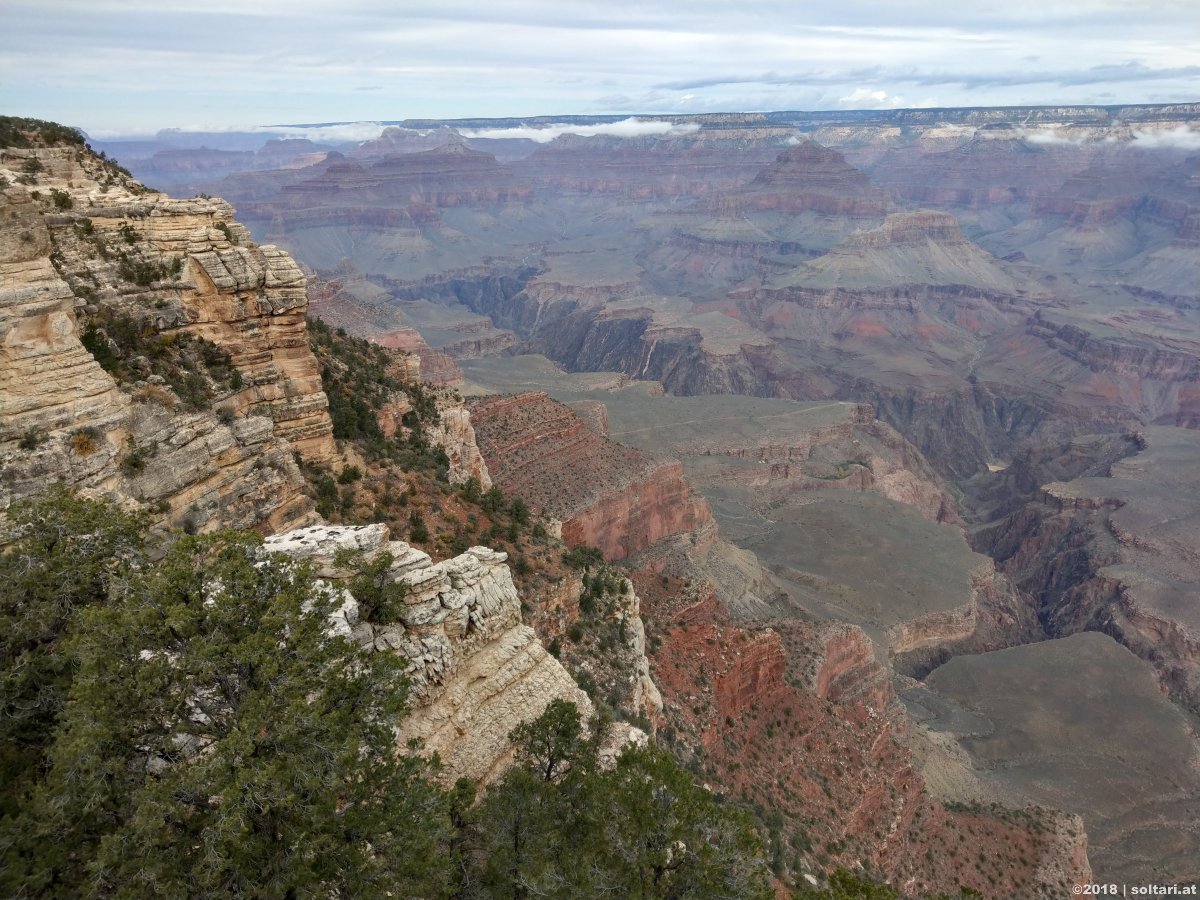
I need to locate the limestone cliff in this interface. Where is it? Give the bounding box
[262,523,592,785]
[0,128,610,796]
[1,139,332,532]
[426,399,492,488]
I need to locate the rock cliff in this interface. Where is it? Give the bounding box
[637,578,1091,897]
[262,523,591,785]
[468,392,713,560]
[0,140,332,532]
[510,128,793,200]
[979,426,1200,716]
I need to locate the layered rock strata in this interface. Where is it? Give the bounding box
[0,144,330,531]
[263,523,592,785]
[637,578,1091,897]
[468,391,713,560]
[980,426,1200,715]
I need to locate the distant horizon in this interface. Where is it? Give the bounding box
[4,1,1197,135]
[74,100,1200,144]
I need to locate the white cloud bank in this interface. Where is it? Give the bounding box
[91,122,391,142]
[457,117,701,143]
[837,87,907,108]
[1131,125,1200,151]
[258,122,391,143]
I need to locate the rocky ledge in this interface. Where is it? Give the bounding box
[263,523,593,785]
[0,144,334,531]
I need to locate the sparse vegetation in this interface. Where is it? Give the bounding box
[308,316,444,467]
[118,438,155,475]
[17,429,44,451]
[69,426,102,456]
[563,544,604,569]
[78,307,241,410]
[0,116,86,149]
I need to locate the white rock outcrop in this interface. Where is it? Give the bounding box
[427,402,492,488]
[263,523,593,785]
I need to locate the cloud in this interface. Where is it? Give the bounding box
[657,62,1200,95]
[109,122,392,143]
[838,87,905,108]
[457,117,701,143]
[255,123,390,142]
[929,61,1200,90]
[1131,125,1200,151]
[4,0,1198,131]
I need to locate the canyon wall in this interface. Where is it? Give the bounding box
[262,523,593,786]
[636,577,1091,897]
[978,427,1200,716]
[468,391,713,560]
[0,143,332,533]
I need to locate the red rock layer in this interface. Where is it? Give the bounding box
[635,573,1091,897]
[469,392,713,560]
[371,328,464,385]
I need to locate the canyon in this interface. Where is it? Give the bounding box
[145,104,1200,891]
[7,104,1200,895]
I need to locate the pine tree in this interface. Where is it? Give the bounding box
[3,524,452,898]
[0,487,146,821]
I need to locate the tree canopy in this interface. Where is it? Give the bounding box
[1,489,773,898]
[1,493,450,898]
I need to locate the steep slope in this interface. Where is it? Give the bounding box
[642,585,1091,897]
[1,131,333,533]
[766,210,1023,294]
[979,427,1200,716]
[263,523,594,786]
[640,140,892,300]
[0,120,659,809]
[454,356,1091,894]
[468,391,713,561]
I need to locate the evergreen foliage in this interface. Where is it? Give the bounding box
[0,117,86,149]
[308,316,445,469]
[77,307,240,410]
[0,488,146,823]
[563,544,605,569]
[468,700,774,899]
[1,490,773,898]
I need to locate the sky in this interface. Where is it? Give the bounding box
[2,0,1197,137]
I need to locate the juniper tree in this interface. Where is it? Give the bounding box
[2,515,452,899]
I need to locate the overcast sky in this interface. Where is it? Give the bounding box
[2,0,1197,136]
